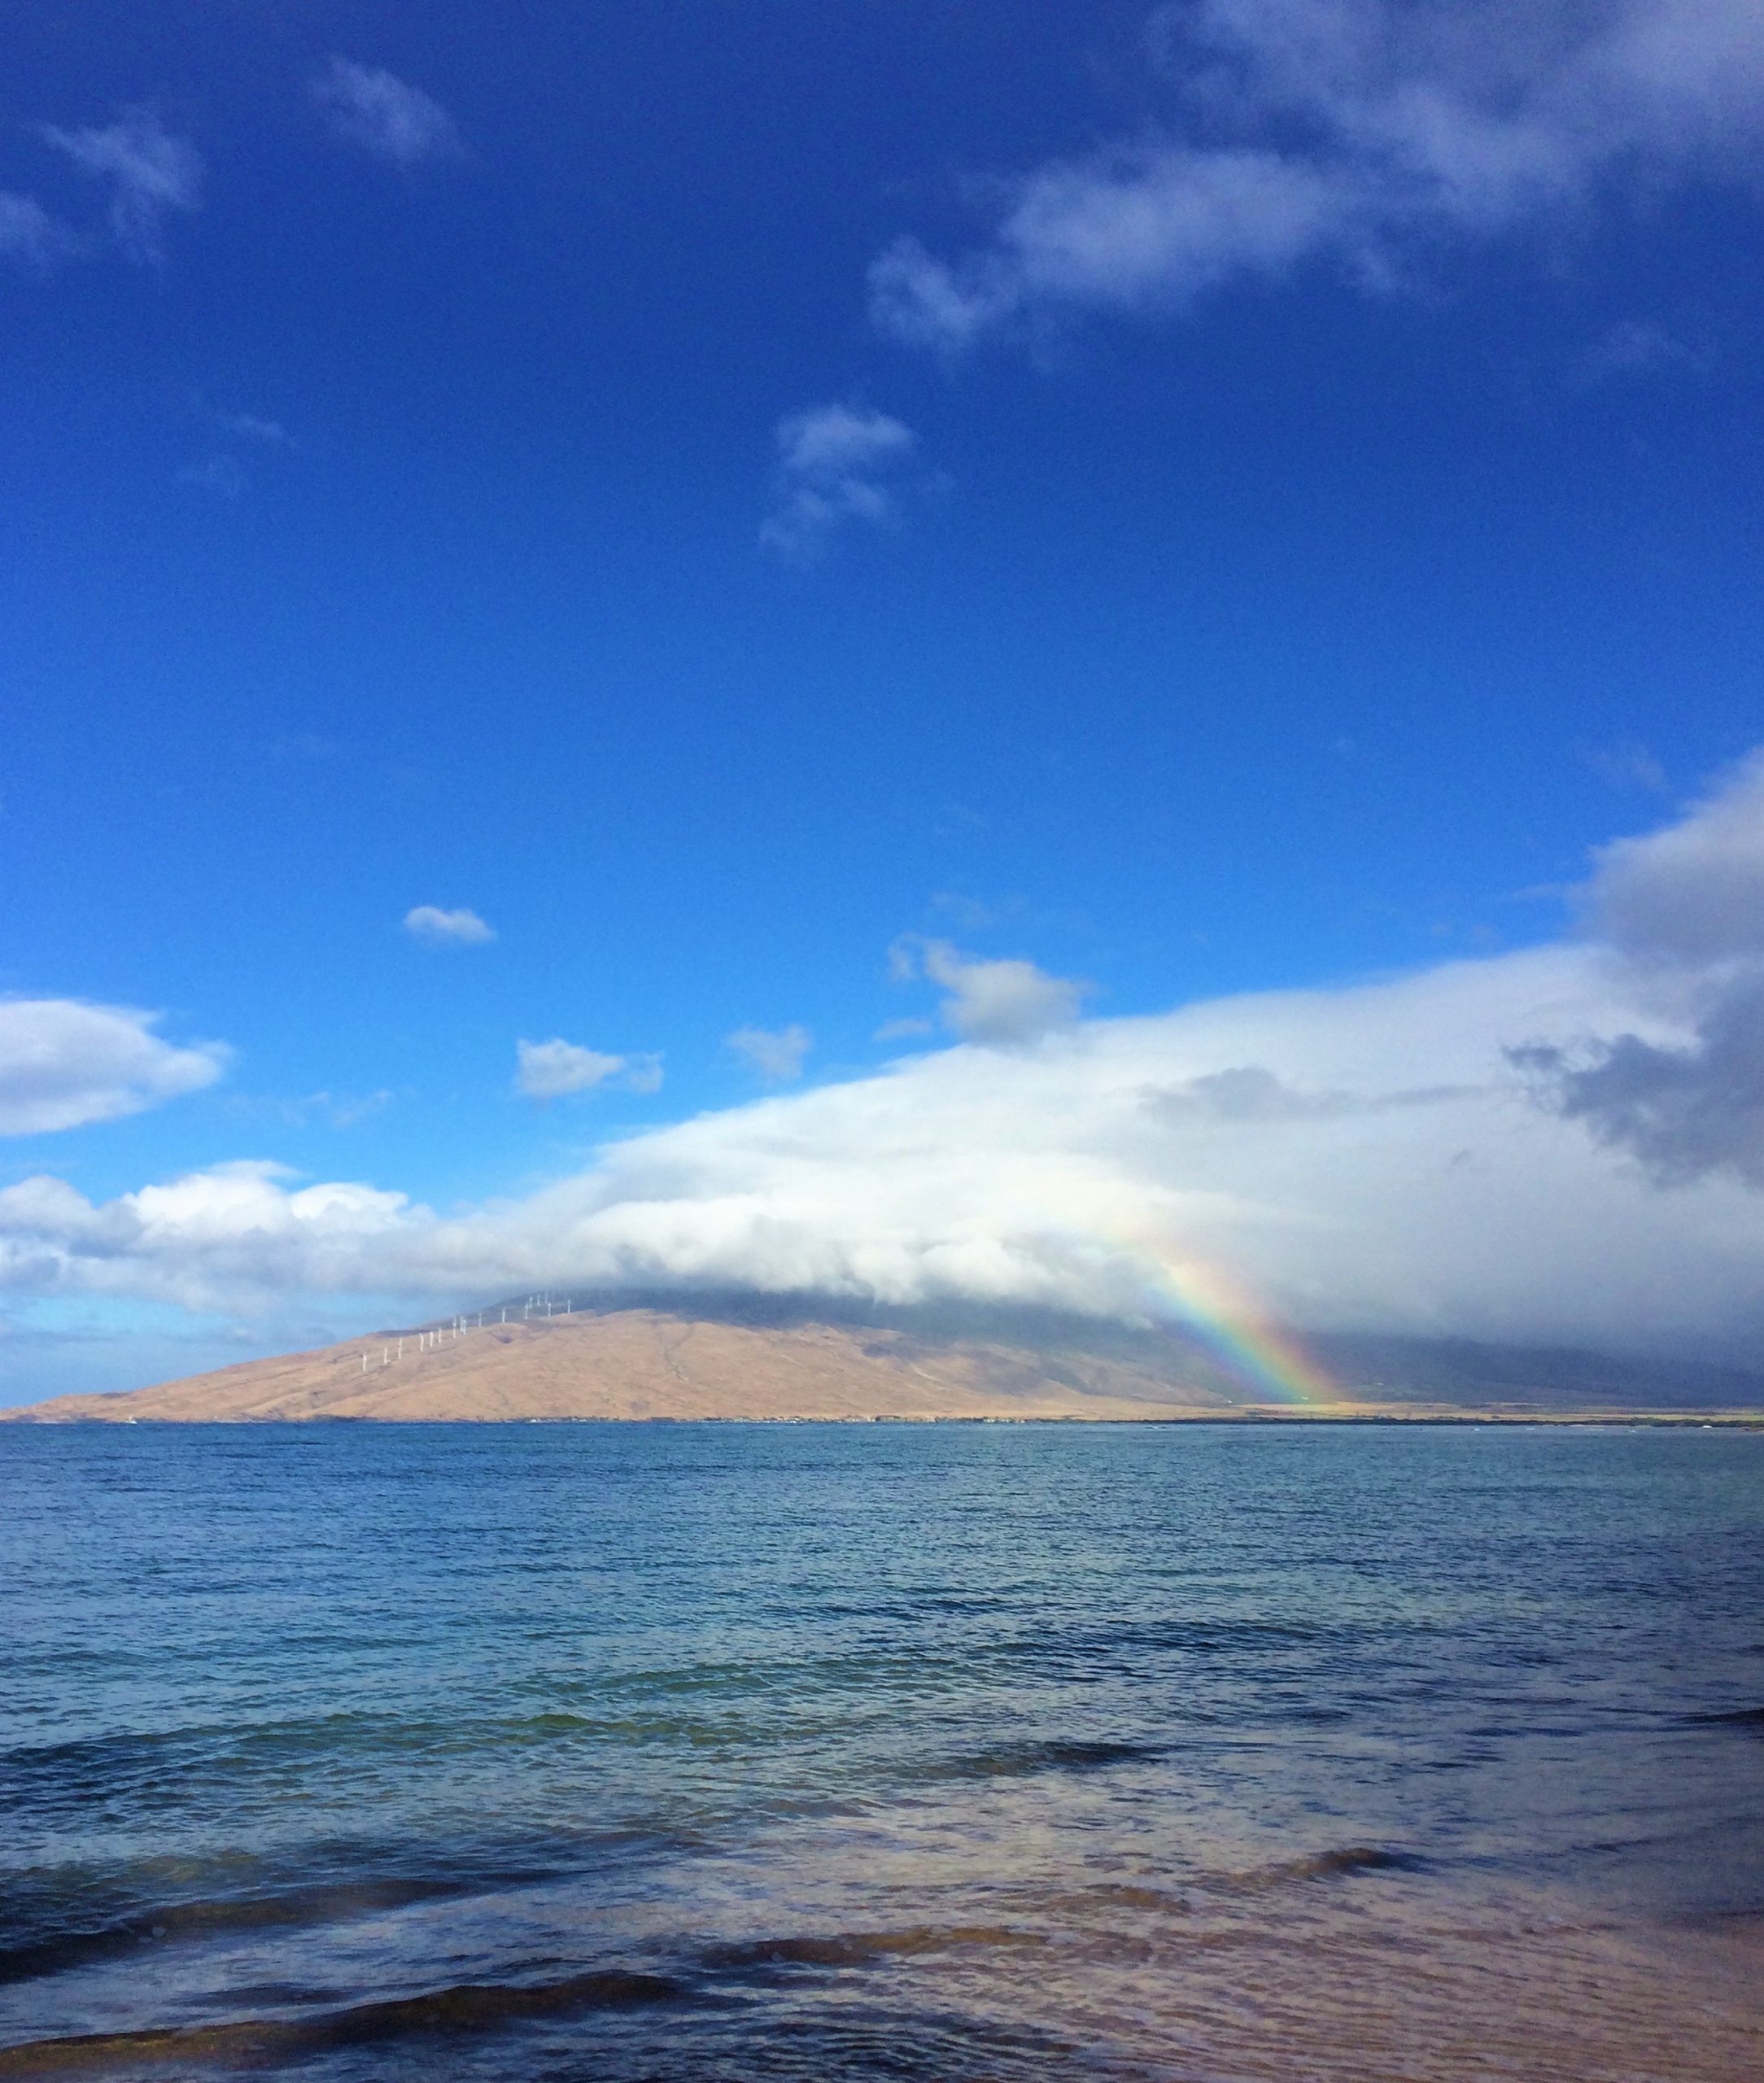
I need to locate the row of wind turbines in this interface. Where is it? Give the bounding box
[357,1293,577,1372]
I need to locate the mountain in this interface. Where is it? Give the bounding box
[0,1307,1225,1424]
[4,1295,1762,1423]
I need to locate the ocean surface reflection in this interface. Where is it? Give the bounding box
[2,1421,1762,2079]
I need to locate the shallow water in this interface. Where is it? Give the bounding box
[2,1421,1761,2080]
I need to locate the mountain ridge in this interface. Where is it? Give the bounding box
[5,1297,1762,1423]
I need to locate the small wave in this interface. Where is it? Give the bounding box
[0,1831,680,1990]
[0,1967,684,2075]
[929,1737,1164,1782]
[587,2005,1094,2083]
[0,1731,193,1813]
[1219,1845,1429,1893]
[0,1870,555,1989]
[703,1924,1043,1974]
[1684,1705,1764,1733]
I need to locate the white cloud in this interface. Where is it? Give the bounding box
[176,408,292,500]
[0,1162,416,1312]
[311,59,463,168]
[0,191,81,269]
[871,0,1764,350]
[9,764,1764,1357]
[1578,319,1705,384]
[41,107,201,264]
[729,1024,813,1081]
[404,905,496,945]
[1585,746,1764,967]
[2,943,1757,1352]
[1517,752,1764,1186]
[516,1039,663,1101]
[893,936,1089,1045]
[516,1039,624,1099]
[0,1000,228,1135]
[178,455,246,499]
[760,404,923,560]
[227,1088,394,1130]
[213,409,291,447]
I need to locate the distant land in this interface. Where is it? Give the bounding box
[4,1295,1762,1425]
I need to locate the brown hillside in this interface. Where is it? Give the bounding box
[0,1308,1255,1423]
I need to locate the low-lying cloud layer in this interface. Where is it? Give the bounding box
[7,760,1764,1364]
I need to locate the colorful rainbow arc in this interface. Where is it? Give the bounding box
[1116,1236,1343,1407]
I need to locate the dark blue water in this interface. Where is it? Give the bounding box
[2,1421,1762,2080]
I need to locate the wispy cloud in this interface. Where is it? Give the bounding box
[286,1090,392,1129]
[1578,318,1708,385]
[930,890,1023,932]
[1585,738,1670,795]
[729,1024,813,1081]
[516,1039,663,1100]
[760,404,926,561]
[871,0,1764,352]
[40,107,201,264]
[0,191,81,270]
[212,408,291,448]
[225,1088,394,1130]
[268,733,340,762]
[404,905,496,945]
[311,59,463,168]
[0,999,227,1135]
[177,455,247,500]
[176,406,294,500]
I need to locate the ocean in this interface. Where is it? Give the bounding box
[2,1421,1761,2081]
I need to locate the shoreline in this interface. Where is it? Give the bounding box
[10,1308,1759,1430]
[7,1408,1763,1429]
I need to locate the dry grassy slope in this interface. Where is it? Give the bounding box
[0,1310,1255,1423]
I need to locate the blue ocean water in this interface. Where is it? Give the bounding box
[2,1421,1762,2081]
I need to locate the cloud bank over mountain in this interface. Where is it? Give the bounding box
[10,753,1764,1366]
[4,759,1764,1361]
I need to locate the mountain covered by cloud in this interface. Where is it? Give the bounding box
[6,758,1764,1366]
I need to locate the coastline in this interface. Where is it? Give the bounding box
[7,1407,1762,1427]
[7,1308,1760,1427]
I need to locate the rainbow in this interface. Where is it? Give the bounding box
[1072,1223,1342,1406]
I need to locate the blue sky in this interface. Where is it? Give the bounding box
[5,3,1764,1400]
